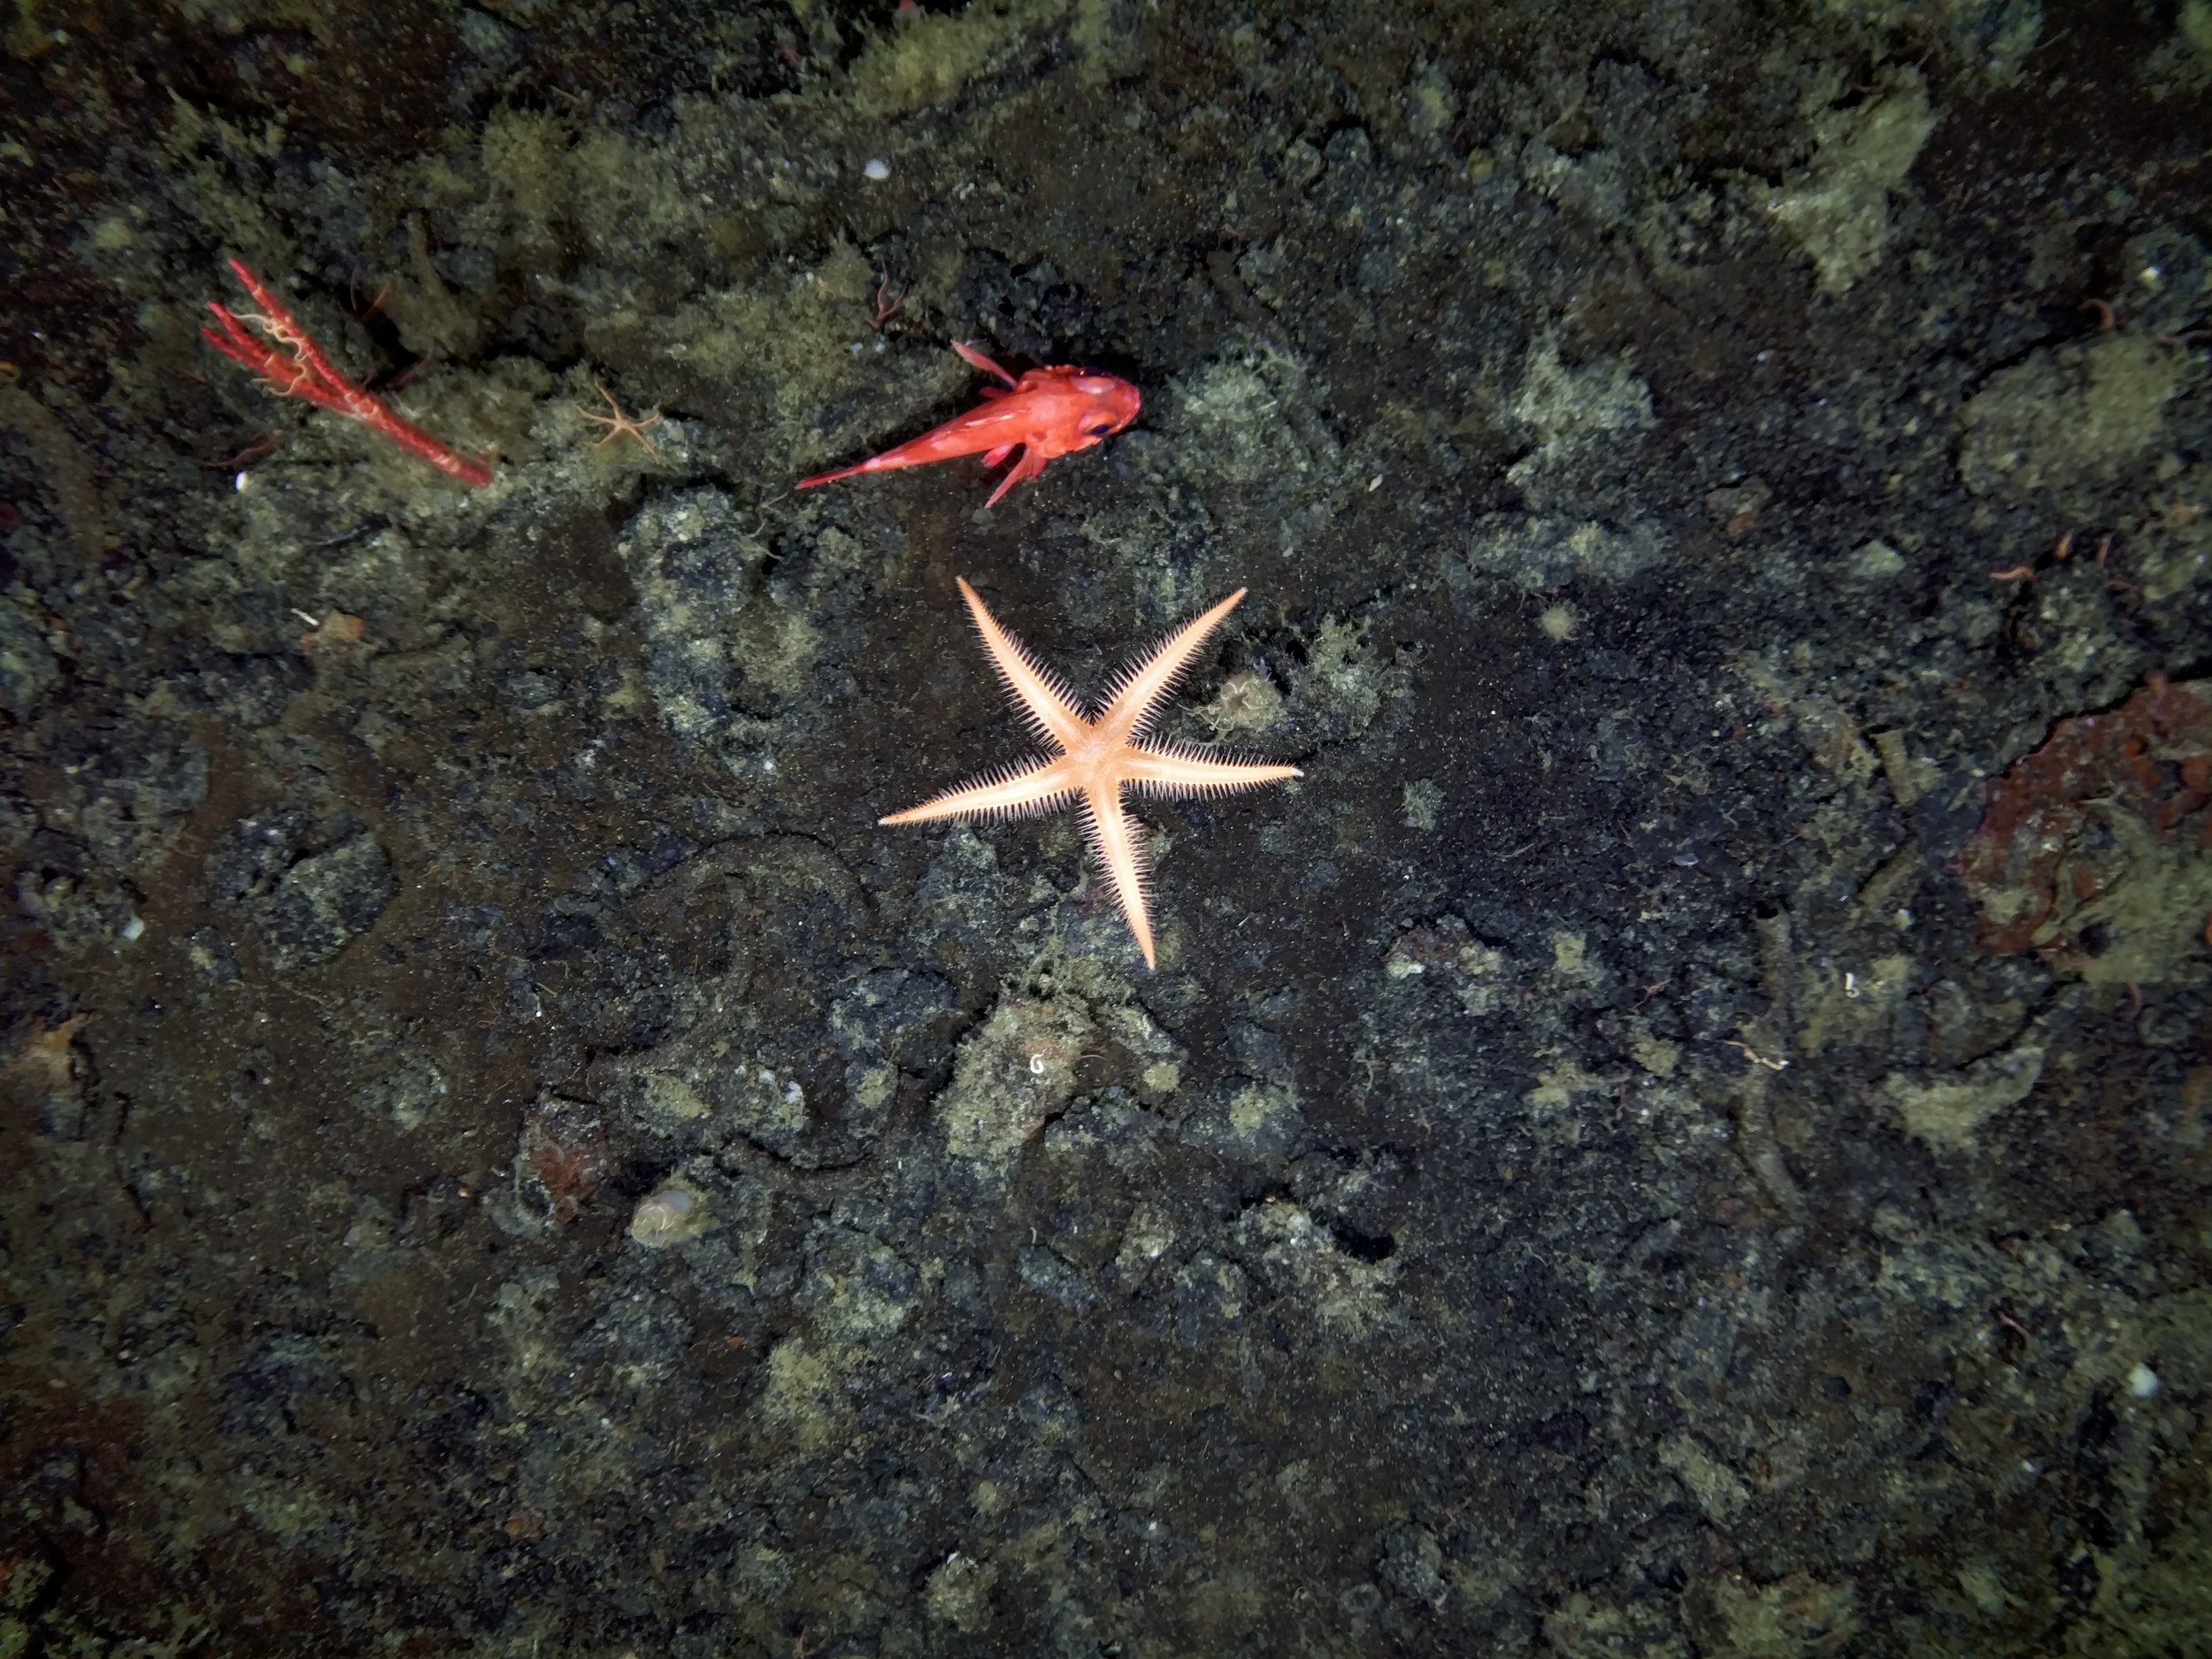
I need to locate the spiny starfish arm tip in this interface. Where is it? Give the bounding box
[957,578,1086,746]
[1082,790,1157,969]
[1102,588,1256,734]
[1122,745,1304,795]
[879,757,1077,825]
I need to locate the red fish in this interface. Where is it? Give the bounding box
[799,341,1141,506]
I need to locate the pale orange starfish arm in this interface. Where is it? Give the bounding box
[879,756,1077,825]
[1106,745,1298,968]
[956,577,1087,749]
[1082,783,1157,967]
[1122,741,1302,796]
[1098,588,1252,742]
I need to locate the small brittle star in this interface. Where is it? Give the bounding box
[577,376,664,458]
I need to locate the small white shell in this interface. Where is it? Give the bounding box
[863,157,890,181]
[628,1179,710,1248]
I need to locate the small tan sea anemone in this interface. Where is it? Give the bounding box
[627,1178,711,1248]
[1537,601,1581,642]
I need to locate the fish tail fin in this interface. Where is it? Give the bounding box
[799,450,908,488]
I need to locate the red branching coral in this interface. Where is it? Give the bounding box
[203,258,493,487]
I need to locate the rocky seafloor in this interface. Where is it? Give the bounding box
[4,1,2212,1655]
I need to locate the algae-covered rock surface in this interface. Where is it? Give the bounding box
[4,2,2212,1655]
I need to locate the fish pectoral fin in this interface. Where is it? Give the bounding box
[984,449,1048,507]
[981,442,1018,468]
[952,340,1020,388]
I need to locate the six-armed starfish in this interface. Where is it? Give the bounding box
[881,579,1302,968]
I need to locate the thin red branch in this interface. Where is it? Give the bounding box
[871,272,905,331]
[201,257,493,488]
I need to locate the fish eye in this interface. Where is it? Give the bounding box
[1082,420,1115,437]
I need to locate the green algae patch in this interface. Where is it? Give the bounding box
[1796,953,1913,1056]
[1659,1432,1751,1525]
[754,1335,849,1453]
[937,994,1097,1171]
[1761,67,1937,295]
[796,1226,918,1343]
[848,0,1069,119]
[1172,340,1325,486]
[1683,1569,1860,1658]
[1960,334,2184,500]
[588,237,934,465]
[1235,1200,1398,1337]
[1885,1042,2046,1153]
[1226,1077,1296,1146]
[1510,336,1655,461]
